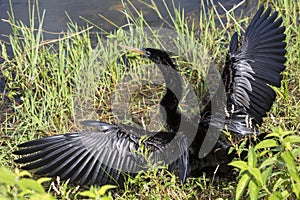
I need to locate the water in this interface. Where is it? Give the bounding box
[0,0,258,41]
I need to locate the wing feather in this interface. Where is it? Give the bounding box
[14,121,186,185]
[221,5,286,134]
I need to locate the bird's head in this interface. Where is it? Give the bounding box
[119,45,183,112]
[119,45,177,69]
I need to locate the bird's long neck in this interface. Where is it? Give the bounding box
[157,62,182,131]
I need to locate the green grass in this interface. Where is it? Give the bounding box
[0,0,299,199]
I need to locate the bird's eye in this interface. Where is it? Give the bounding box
[145,51,151,57]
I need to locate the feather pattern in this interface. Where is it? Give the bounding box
[14,122,188,185]
[220,5,286,134]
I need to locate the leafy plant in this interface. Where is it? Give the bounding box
[0,166,54,200]
[78,185,116,200]
[230,127,300,200]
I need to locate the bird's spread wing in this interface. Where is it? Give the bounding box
[221,5,286,134]
[14,121,187,185]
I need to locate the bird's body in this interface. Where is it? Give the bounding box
[14,5,286,186]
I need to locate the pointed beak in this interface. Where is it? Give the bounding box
[119,44,145,55]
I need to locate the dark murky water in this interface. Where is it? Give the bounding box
[0,0,258,41]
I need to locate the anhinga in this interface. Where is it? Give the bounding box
[14,5,286,185]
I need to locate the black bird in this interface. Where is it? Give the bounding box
[14,5,286,185]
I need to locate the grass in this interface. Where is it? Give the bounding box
[0,0,299,199]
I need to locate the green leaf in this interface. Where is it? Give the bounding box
[249,179,260,200]
[228,146,235,155]
[18,170,32,178]
[281,190,289,199]
[18,178,45,194]
[29,193,55,200]
[283,135,300,144]
[248,147,257,168]
[261,166,273,186]
[37,177,52,185]
[292,148,300,157]
[0,167,16,185]
[292,183,300,199]
[269,191,283,200]
[78,190,97,198]
[163,182,174,189]
[273,178,285,192]
[258,150,269,157]
[260,157,277,169]
[98,185,117,196]
[265,132,280,139]
[235,173,250,200]
[229,161,248,171]
[281,151,296,170]
[254,139,278,150]
[248,167,263,186]
[281,151,300,183]
[267,127,293,139]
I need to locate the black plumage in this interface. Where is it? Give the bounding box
[217,5,286,135]
[14,5,286,186]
